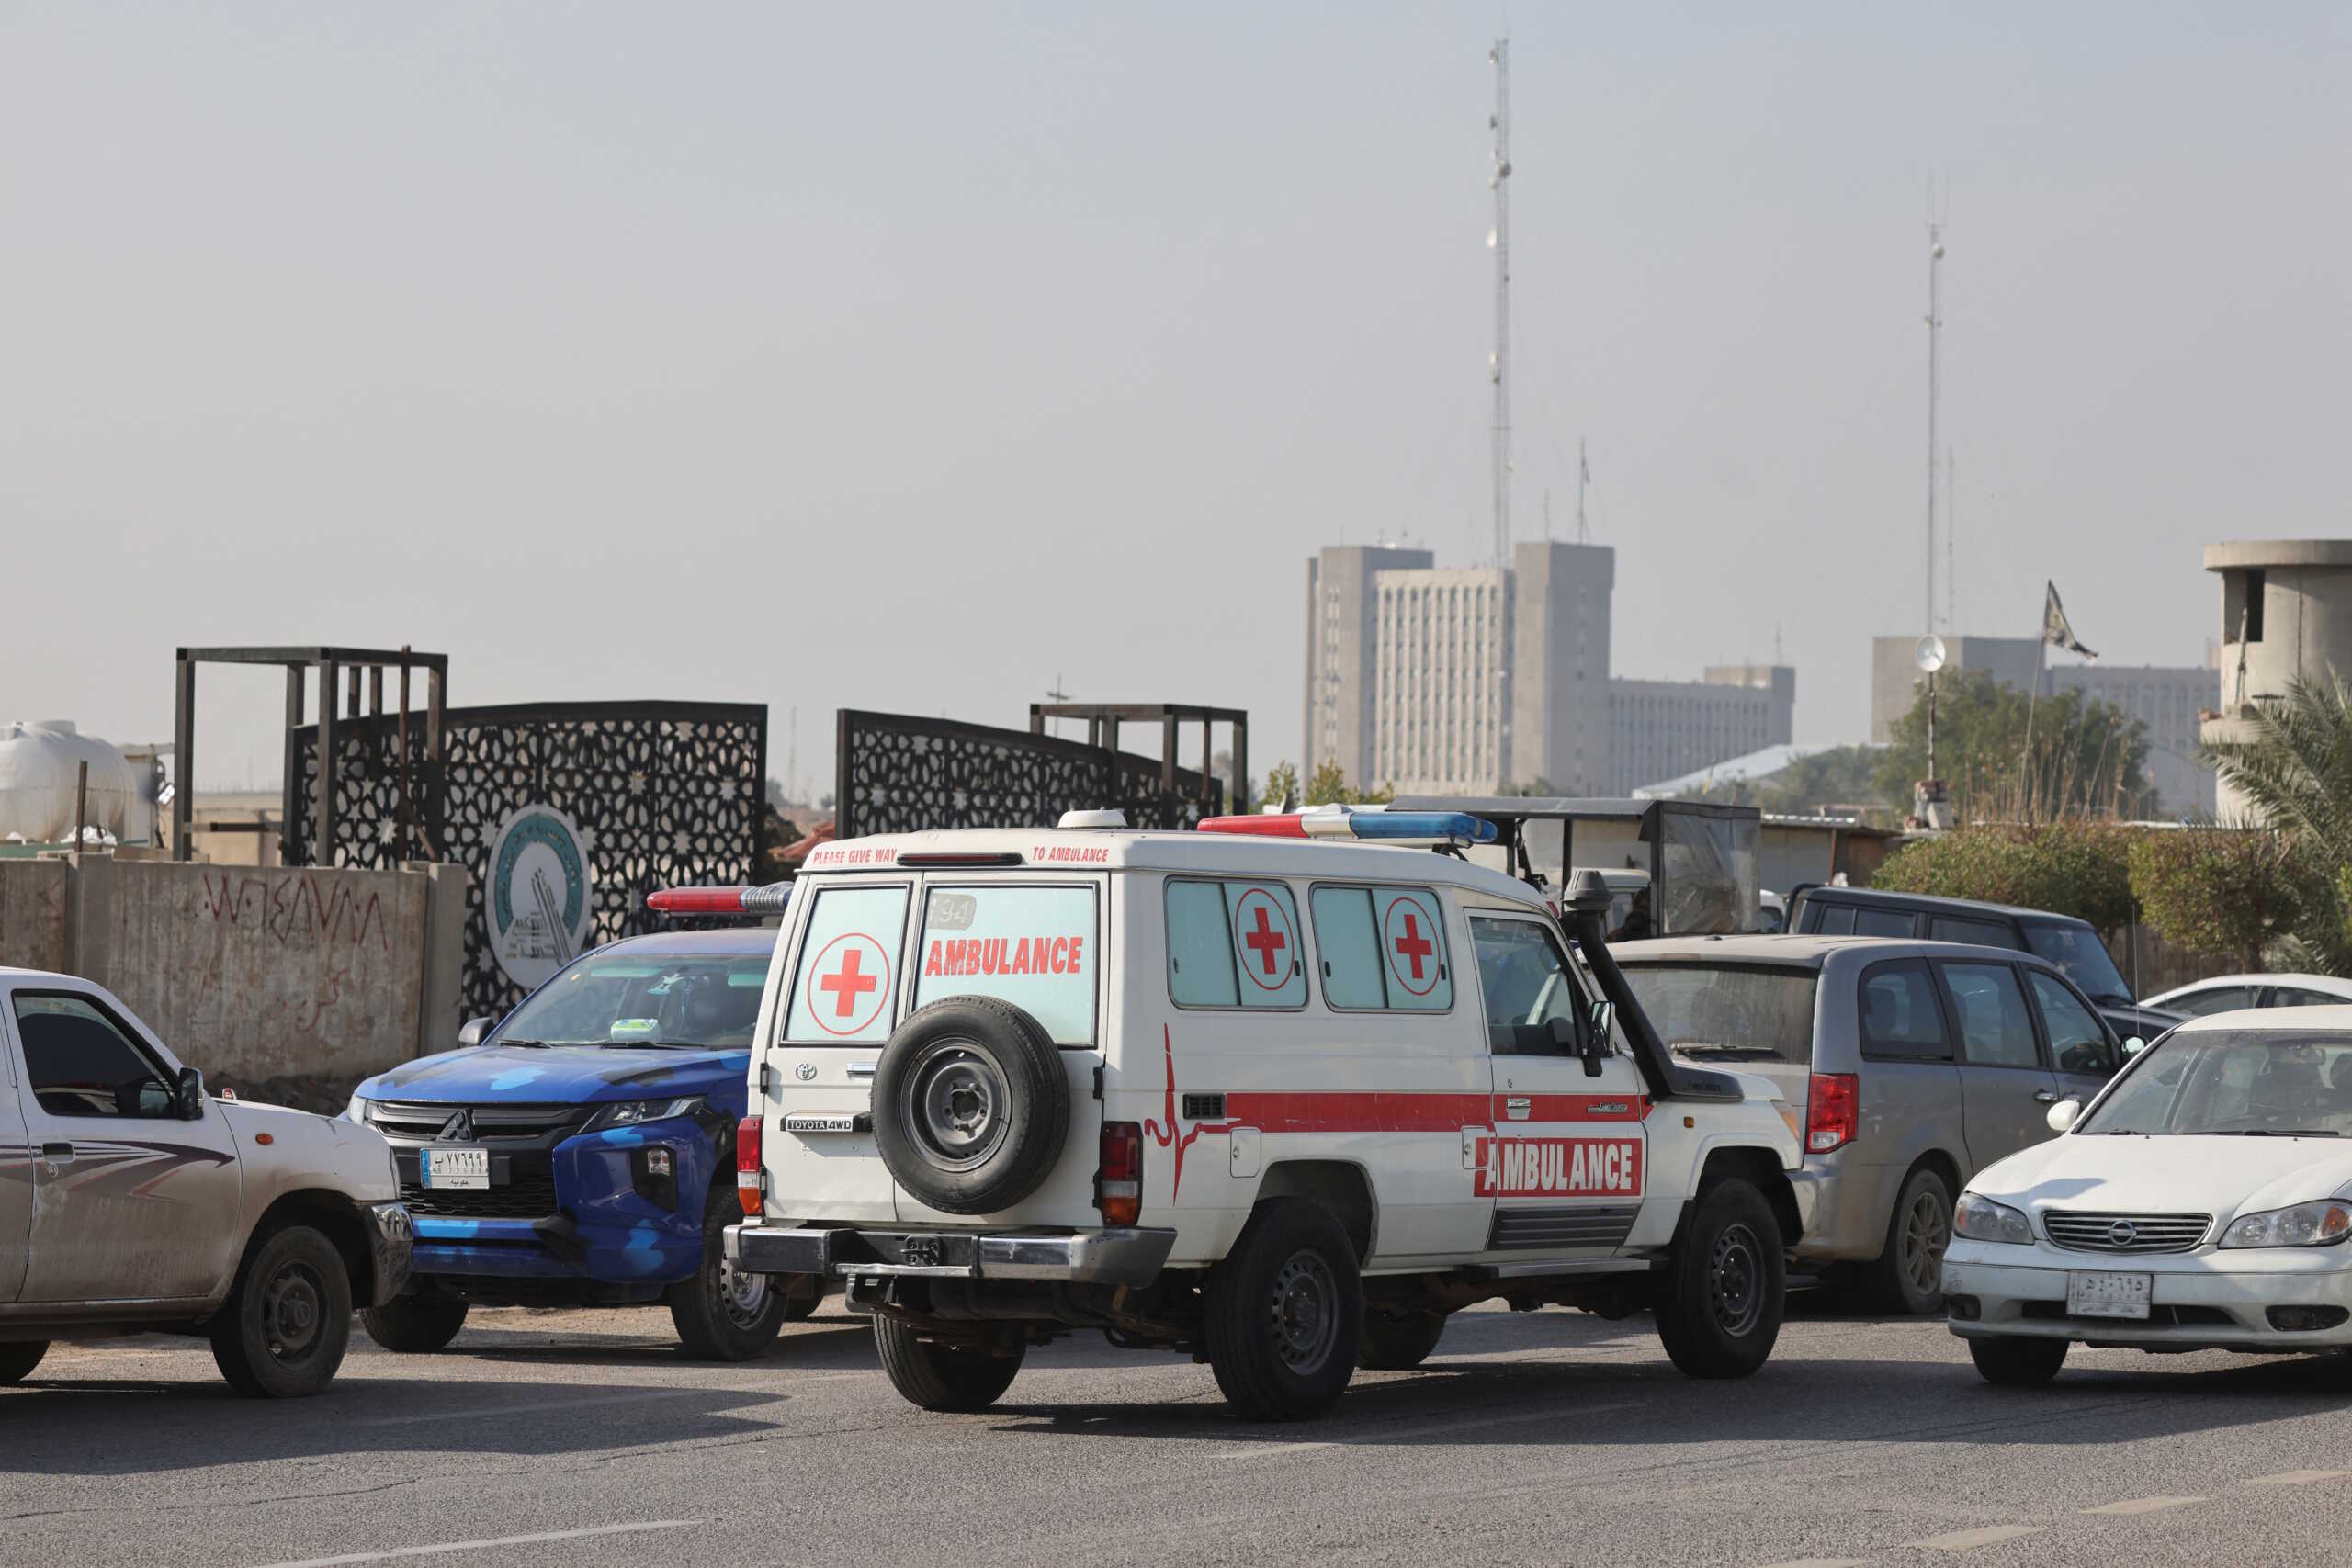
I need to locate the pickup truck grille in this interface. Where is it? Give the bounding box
[367,1101,593,1142]
[2042,1211,2211,1254]
[402,1168,560,1221]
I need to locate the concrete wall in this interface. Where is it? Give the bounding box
[0,854,468,1084]
[2203,541,2352,822]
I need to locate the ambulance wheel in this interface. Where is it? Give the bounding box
[1655,1179,1783,1380]
[360,1293,469,1353]
[671,1189,790,1361]
[1357,1311,1446,1371]
[873,1316,1024,1413]
[0,1341,48,1385]
[873,998,1069,1216]
[1204,1199,1363,1421]
[1968,1335,2068,1386]
[209,1224,353,1398]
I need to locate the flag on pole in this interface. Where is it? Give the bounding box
[2041,581,2097,660]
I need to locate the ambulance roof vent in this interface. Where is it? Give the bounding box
[1057,808,1128,830]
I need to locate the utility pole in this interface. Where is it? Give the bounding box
[1045,676,1070,739]
[1577,438,1590,544]
[1923,211,1944,638]
[1488,37,1511,570]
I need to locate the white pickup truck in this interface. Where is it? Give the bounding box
[727,810,1804,1420]
[0,970,412,1397]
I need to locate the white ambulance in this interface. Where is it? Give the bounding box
[726,807,1805,1420]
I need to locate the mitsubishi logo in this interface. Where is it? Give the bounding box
[439,1110,476,1143]
[2107,1220,2138,1247]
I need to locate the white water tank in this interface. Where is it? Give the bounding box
[0,721,148,844]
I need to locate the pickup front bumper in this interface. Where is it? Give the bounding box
[363,1201,415,1308]
[727,1224,1177,1287]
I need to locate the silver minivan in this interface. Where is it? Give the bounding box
[1613,936,2132,1313]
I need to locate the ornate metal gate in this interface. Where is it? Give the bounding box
[836,710,1221,838]
[291,700,766,1022]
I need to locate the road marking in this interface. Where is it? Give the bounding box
[351,1388,719,1427]
[253,1518,702,1567]
[1223,1400,1640,1462]
[2244,1469,2349,1486]
[2084,1495,2206,1516]
[1910,1524,2043,1551]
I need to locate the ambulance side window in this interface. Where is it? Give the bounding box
[1308,885,1453,1013]
[1165,878,1306,1011]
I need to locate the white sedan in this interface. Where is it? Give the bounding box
[1941,1007,2352,1384]
[2143,972,2352,1019]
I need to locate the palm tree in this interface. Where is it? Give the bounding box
[2204,674,2352,973]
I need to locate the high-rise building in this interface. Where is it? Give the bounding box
[1303,541,1788,797]
[1868,634,2218,816]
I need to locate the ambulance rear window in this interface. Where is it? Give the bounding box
[912,885,1099,1045]
[1165,878,1306,1010]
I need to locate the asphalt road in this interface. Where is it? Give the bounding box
[4,1292,2348,1568]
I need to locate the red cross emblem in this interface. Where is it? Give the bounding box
[807,932,889,1035]
[1383,897,1441,996]
[1233,887,1295,993]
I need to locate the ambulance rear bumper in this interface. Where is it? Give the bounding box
[727,1223,1178,1287]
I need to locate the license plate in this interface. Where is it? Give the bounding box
[423,1146,490,1190]
[2067,1270,2152,1319]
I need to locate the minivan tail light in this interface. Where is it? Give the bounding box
[1098,1121,1142,1227]
[736,1113,763,1216]
[1805,1073,1858,1155]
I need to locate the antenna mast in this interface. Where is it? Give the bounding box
[1577,438,1590,543]
[1923,209,1944,637]
[1488,37,1512,569]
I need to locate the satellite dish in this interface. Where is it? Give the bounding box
[1916,634,1948,674]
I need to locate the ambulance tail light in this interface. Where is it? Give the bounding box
[1097,1121,1143,1227]
[736,1114,764,1216]
[1804,1073,1859,1155]
[1196,806,1498,847]
[649,884,794,916]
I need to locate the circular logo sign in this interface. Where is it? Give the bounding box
[1382,892,1442,997]
[1231,886,1297,992]
[485,804,594,992]
[804,931,891,1037]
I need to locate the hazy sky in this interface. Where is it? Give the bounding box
[6,3,2346,796]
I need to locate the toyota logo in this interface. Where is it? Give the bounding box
[2107,1220,2138,1247]
[795,1062,818,1082]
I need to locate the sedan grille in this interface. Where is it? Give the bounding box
[2042,1210,2211,1254]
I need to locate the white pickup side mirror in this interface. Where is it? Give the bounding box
[2046,1098,2082,1134]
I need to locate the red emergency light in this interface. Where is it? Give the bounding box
[647,884,794,916]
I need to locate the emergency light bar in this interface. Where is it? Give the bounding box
[646,884,795,916]
[1195,807,1498,847]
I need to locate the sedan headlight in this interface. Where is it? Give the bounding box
[2219,1201,2352,1249]
[582,1096,705,1132]
[1954,1193,2036,1246]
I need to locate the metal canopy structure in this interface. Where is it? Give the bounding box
[1028,702,1248,817]
[172,646,447,865]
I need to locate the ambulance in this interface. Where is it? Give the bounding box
[725,806,1806,1420]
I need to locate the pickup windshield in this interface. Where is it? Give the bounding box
[2078,1029,2352,1135]
[1616,962,1817,1065]
[494,953,770,1049]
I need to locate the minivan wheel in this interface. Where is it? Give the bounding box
[1865,1167,1953,1315]
[872,998,1069,1216]
[0,1341,49,1385]
[1204,1199,1363,1420]
[1655,1179,1784,1379]
[873,1316,1024,1412]
[360,1292,469,1354]
[1968,1335,2068,1386]
[1358,1311,1447,1371]
[209,1224,353,1398]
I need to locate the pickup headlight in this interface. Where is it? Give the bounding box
[1954,1193,2035,1245]
[2219,1201,2352,1249]
[582,1096,705,1133]
[342,1094,369,1123]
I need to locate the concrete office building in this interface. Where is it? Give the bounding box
[1304,540,1787,796]
[1868,634,2218,816]
[2202,539,2352,822]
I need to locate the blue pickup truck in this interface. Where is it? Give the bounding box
[345,926,819,1359]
